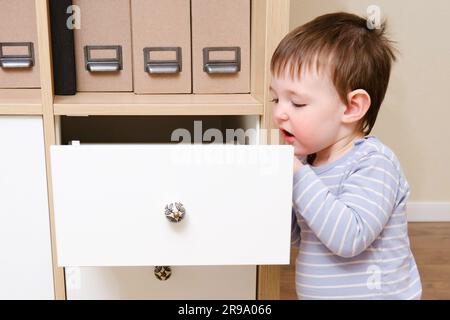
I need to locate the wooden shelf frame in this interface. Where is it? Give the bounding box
[31,0,291,300]
[0,89,42,115]
[35,0,66,300]
[253,0,291,300]
[54,93,263,116]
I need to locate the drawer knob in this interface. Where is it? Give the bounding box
[154,266,172,281]
[165,202,186,223]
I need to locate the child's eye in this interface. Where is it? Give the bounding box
[270,98,279,104]
[292,102,307,108]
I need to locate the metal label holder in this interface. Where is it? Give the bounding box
[143,47,182,74]
[84,45,123,72]
[0,42,35,69]
[203,47,241,74]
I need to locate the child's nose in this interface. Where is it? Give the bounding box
[273,104,289,123]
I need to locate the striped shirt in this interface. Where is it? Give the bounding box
[291,136,422,300]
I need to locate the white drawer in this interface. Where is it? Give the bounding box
[50,144,293,267]
[65,265,256,300]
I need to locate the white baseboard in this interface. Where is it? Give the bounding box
[407,202,450,222]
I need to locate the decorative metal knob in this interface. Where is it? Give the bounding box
[165,202,186,223]
[154,266,172,281]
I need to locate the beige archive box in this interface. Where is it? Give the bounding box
[131,0,191,94]
[191,0,250,94]
[73,0,133,92]
[0,0,40,88]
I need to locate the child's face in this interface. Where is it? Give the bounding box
[271,66,347,156]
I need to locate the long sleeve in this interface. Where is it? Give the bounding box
[291,207,301,248]
[292,152,401,258]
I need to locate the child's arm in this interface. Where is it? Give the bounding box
[293,152,404,258]
[291,207,301,248]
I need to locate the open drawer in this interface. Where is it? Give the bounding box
[50,143,293,267]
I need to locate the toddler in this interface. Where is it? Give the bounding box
[270,12,422,299]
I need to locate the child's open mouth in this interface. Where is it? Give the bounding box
[280,128,295,143]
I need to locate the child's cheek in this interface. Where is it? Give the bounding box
[297,122,322,155]
[293,120,313,145]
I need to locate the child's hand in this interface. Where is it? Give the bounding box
[293,156,304,173]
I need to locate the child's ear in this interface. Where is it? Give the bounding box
[342,89,371,124]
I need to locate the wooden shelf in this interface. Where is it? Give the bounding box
[26,0,290,300]
[53,92,264,116]
[0,89,42,115]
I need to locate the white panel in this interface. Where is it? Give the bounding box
[65,265,256,300]
[406,202,450,221]
[51,144,293,266]
[0,116,54,299]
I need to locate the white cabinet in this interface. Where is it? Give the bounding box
[2,0,292,300]
[0,116,54,299]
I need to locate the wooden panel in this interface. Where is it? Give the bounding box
[131,0,191,93]
[35,0,66,299]
[256,0,291,300]
[0,89,42,114]
[259,0,291,143]
[53,92,263,115]
[0,0,40,88]
[257,265,281,300]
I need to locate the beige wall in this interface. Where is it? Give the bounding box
[289,0,450,201]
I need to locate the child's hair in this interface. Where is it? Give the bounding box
[270,12,397,135]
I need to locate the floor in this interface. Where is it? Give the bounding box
[280,222,450,300]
